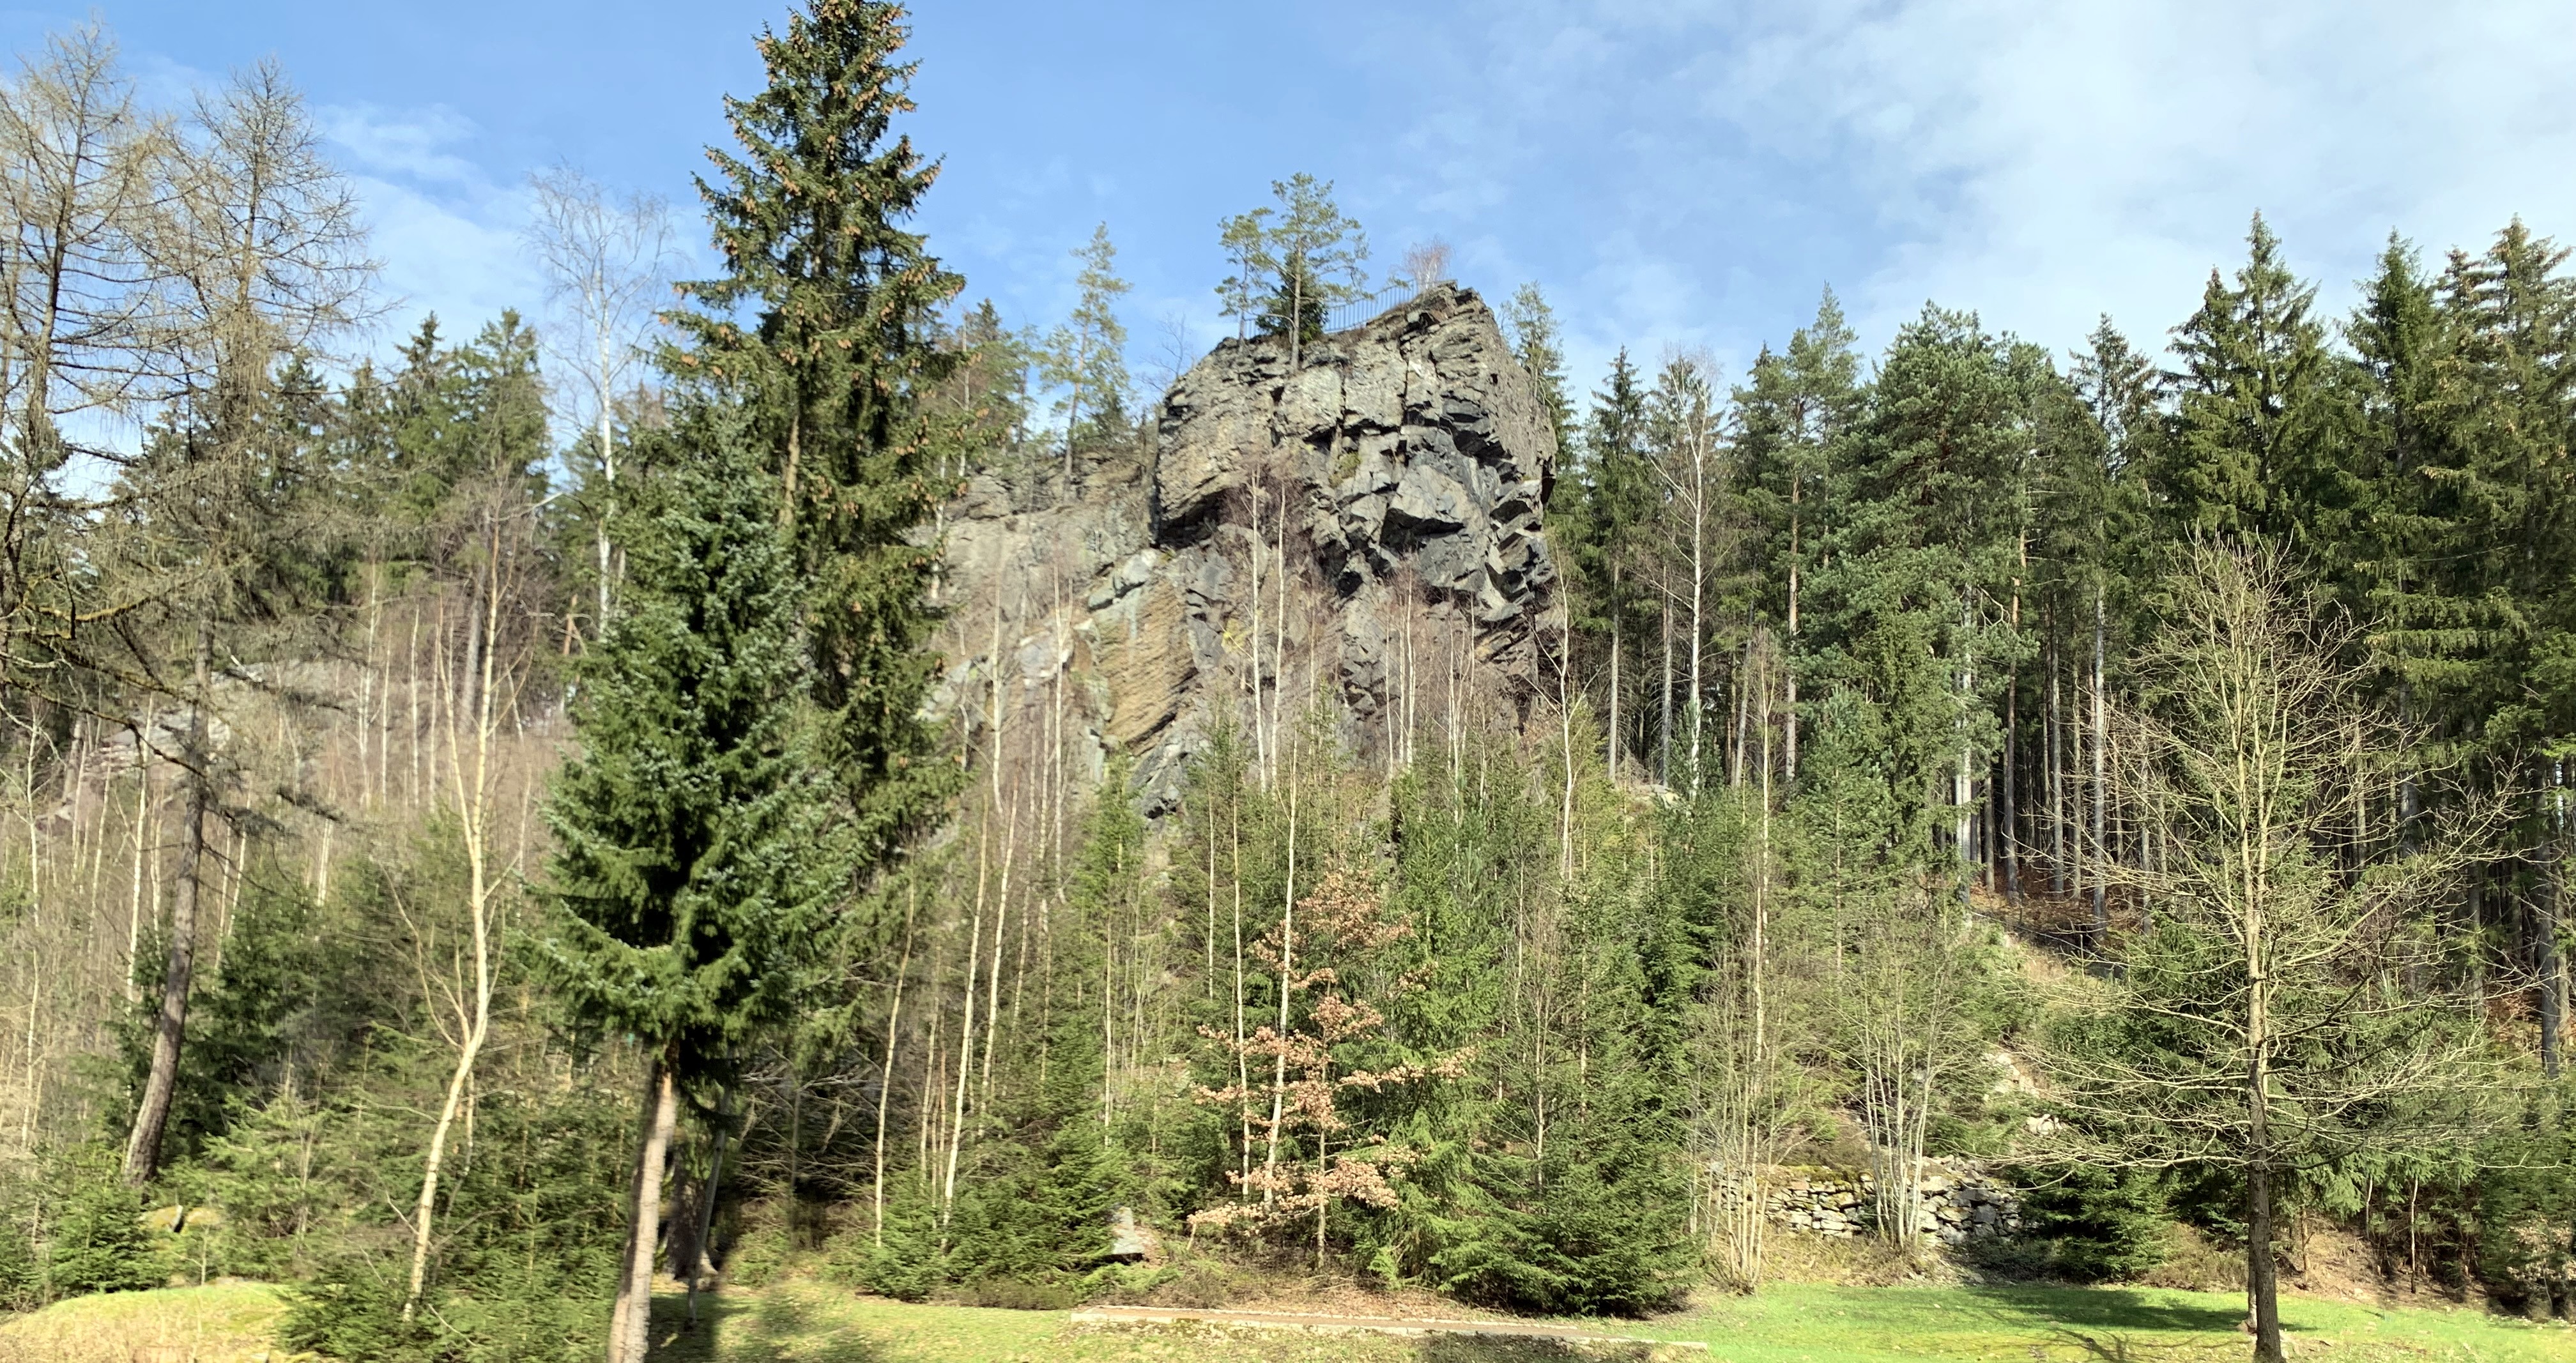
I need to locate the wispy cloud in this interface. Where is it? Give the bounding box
[1358,0,2576,386]
[319,103,484,186]
[315,103,544,345]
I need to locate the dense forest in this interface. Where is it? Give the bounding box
[0,5,2569,1363]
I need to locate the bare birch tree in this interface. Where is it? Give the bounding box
[524,165,673,636]
[402,454,546,1316]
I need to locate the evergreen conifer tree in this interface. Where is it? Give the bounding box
[1038,222,1132,473]
[2160,215,2356,557]
[672,0,960,866]
[1563,351,1660,777]
[542,408,848,1362]
[1503,283,1572,457]
[1735,290,1864,782]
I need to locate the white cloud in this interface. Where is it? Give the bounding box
[314,103,546,348]
[1706,0,2576,354]
[1361,0,2576,383]
[318,103,484,187]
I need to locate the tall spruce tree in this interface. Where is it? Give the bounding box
[1504,283,1573,458]
[1735,290,1865,783]
[2161,215,2356,560]
[1563,351,1659,778]
[671,0,960,865]
[543,408,847,1363]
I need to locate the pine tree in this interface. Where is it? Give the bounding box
[1503,283,1572,457]
[2160,215,2356,557]
[1038,222,1131,475]
[1216,174,1368,365]
[672,0,961,865]
[1563,351,1659,778]
[541,407,849,1362]
[1811,306,2026,878]
[1735,289,1864,783]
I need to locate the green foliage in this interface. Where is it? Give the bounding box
[43,1148,160,1297]
[1038,222,1134,451]
[670,0,961,869]
[541,402,850,1090]
[2006,1166,2171,1283]
[0,1198,36,1311]
[1502,284,1572,456]
[1216,173,1368,350]
[111,874,328,1162]
[2161,215,2359,554]
[275,1085,629,1362]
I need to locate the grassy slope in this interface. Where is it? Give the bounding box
[0,1281,286,1362]
[5,1279,2564,1362]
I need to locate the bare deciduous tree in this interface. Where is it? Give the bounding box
[120,58,372,1187]
[523,166,674,636]
[2038,545,2508,1363]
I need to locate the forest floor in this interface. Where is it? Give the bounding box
[8,1275,2564,1362]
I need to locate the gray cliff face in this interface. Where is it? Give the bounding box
[933,283,1560,812]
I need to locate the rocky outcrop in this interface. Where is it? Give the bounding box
[932,284,1561,813]
[1712,1164,2025,1244]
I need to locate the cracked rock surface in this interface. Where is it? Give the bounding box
[933,283,1561,814]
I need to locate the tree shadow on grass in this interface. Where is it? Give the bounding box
[1954,1286,2247,1338]
[648,1288,891,1363]
[1417,1336,1675,1362]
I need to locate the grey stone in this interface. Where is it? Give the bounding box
[932,284,1561,819]
[1107,1206,1163,1263]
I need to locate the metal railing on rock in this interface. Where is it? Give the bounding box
[1324,282,1428,334]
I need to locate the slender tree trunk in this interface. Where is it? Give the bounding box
[1957,603,1977,901]
[610,1060,679,1363]
[682,1092,728,1325]
[1687,469,1706,788]
[874,885,918,1245]
[2246,1070,2282,1357]
[1259,754,1300,1204]
[1231,789,1250,1190]
[124,630,211,1187]
[595,324,617,635]
[1558,616,1575,878]
[2004,554,2021,903]
[1659,600,1674,788]
[406,547,505,1317]
[2048,629,2066,899]
[2003,677,2020,904]
[2538,772,2564,1079]
[1785,502,1800,781]
[1730,634,1751,789]
[2090,586,2108,948]
[125,717,153,1005]
[1607,565,1621,784]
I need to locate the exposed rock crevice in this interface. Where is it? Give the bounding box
[933,283,1561,813]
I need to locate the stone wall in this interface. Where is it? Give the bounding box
[1719,1164,2023,1245]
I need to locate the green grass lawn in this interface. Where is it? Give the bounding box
[5,1277,2564,1362]
[657,1279,2569,1363]
[1627,1283,2568,1362]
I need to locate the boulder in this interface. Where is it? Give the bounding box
[1107,1205,1164,1263]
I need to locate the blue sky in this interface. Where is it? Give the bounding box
[21,1,2576,412]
